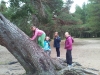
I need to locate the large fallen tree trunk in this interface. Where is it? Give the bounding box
[0,13,64,75]
[0,13,99,75]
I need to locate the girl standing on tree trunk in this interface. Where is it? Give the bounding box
[65,32,74,69]
[30,26,46,48]
[54,32,61,58]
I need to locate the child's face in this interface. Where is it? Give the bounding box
[65,32,69,37]
[31,27,36,31]
[46,37,49,41]
[54,32,58,37]
[65,34,67,38]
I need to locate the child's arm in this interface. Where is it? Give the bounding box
[48,42,51,50]
[56,37,61,42]
[44,41,46,47]
[66,37,72,48]
[30,31,38,40]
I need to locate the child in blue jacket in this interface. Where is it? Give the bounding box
[54,32,61,58]
[44,36,51,56]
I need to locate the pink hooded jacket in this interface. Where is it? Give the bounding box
[65,36,73,50]
[31,28,45,40]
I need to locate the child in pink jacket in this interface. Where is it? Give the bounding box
[65,32,74,68]
[30,26,46,48]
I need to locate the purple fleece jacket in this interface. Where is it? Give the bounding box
[65,36,73,50]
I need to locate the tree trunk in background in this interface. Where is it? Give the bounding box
[0,13,63,75]
[32,14,39,26]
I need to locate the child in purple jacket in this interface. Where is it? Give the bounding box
[65,32,74,68]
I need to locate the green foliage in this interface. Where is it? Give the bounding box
[75,3,87,24]
[1,0,100,38]
[0,0,64,37]
[0,1,7,14]
[46,0,63,13]
[58,12,82,25]
[87,0,100,33]
[73,0,100,38]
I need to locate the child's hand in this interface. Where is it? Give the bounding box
[30,38,32,40]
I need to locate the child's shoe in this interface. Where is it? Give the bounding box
[67,65,72,70]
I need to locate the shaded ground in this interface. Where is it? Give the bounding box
[0,46,25,75]
[0,38,100,75]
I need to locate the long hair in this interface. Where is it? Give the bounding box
[54,32,59,38]
[31,26,36,35]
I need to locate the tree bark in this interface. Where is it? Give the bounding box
[0,13,99,75]
[0,13,63,75]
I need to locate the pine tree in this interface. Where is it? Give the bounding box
[88,0,100,34]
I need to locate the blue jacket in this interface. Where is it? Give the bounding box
[44,40,51,51]
[54,36,61,48]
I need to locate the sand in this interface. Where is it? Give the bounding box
[0,38,100,74]
[51,38,100,70]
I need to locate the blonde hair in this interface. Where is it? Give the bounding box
[45,36,50,40]
[65,32,70,36]
[30,26,36,29]
[55,32,58,34]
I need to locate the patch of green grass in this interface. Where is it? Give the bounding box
[0,61,10,65]
[0,62,5,65]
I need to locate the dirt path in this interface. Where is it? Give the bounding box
[0,38,100,75]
